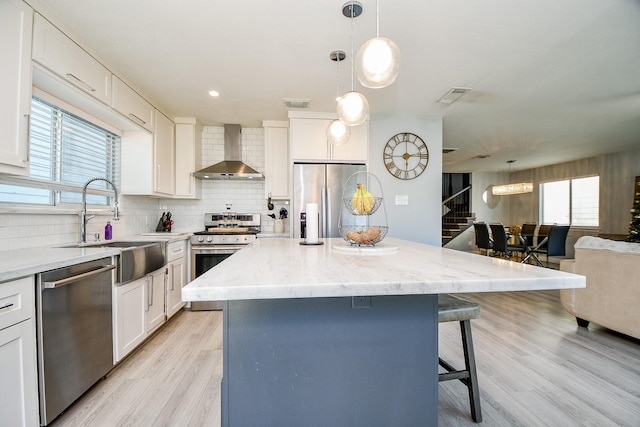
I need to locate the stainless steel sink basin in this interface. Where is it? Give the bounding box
[57,241,166,283]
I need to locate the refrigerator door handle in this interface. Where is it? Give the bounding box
[322,186,328,238]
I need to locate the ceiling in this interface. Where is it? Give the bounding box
[31,0,640,173]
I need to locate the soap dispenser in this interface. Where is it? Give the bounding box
[105,221,113,240]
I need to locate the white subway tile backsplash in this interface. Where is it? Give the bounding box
[0,125,290,250]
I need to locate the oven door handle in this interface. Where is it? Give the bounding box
[191,246,247,253]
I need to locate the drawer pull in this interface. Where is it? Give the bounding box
[65,73,97,92]
[0,303,14,311]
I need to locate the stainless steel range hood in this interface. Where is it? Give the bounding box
[194,124,264,180]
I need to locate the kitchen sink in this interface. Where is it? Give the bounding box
[56,240,166,283]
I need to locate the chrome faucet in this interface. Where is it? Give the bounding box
[80,177,120,243]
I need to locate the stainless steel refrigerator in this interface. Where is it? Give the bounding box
[293,163,366,239]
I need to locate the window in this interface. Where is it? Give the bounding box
[0,97,120,206]
[540,176,599,226]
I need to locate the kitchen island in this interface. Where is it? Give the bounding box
[182,237,585,426]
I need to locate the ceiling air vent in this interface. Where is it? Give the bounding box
[284,98,311,109]
[436,87,472,104]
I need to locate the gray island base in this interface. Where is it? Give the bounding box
[222,295,438,426]
[182,237,585,426]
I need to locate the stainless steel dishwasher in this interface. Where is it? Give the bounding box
[36,257,115,426]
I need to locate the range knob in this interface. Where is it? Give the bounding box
[197,236,204,243]
[206,236,213,242]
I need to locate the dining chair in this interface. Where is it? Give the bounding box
[530,225,570,267]
[536,224,553,247]
[473,222,493,256]
[490,223,524,259]
[520,222,537,248]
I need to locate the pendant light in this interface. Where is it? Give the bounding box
[492,160,534,196]
[337,1,369,127]
[355,0,400,89]
[327,50,351,145]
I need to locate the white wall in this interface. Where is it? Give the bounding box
[369,115,443,246]
[467,147,640,238]
[508,147,640,234]
[471,171,510,224]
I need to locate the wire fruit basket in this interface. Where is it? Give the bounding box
[338,172,388,246]
[338,225,388,245]
[342,195,384,215]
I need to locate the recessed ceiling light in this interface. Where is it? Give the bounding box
[208,90,219,97]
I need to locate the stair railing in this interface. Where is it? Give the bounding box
[442,185,472,217]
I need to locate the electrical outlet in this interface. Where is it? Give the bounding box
[352,296,371,309]
[395,195,409,205]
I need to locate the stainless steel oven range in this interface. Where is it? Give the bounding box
[190,212,260,310]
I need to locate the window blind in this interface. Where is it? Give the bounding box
[0,97,120,206]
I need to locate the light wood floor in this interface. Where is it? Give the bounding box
[52,290,640,426]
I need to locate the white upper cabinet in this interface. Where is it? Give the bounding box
[120,111,175,197]
[154,110,175,196]
[263,121,290,199]
[289,113,368,163]
[174,117,202,199]
[0,0,33,175]
[32,13,112,105]
[111,76,154,132]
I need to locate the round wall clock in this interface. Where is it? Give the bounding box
[383,132,429,180]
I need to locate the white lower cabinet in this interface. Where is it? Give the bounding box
[0,319,39,427]
[146,268,166,334]
[114,266,167,363]
[0,276,38,427]
[114,277,146,362]
[166,241,187,319]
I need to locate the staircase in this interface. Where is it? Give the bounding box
[441,184,474,246]
[442,211,475,246]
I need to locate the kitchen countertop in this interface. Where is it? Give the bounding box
[0,233,191,283]
[182,237,585,302]
[0,246,120,282]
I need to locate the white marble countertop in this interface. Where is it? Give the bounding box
[0,233,191,283]
[182,237,586,302]
[0,246,120,282]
